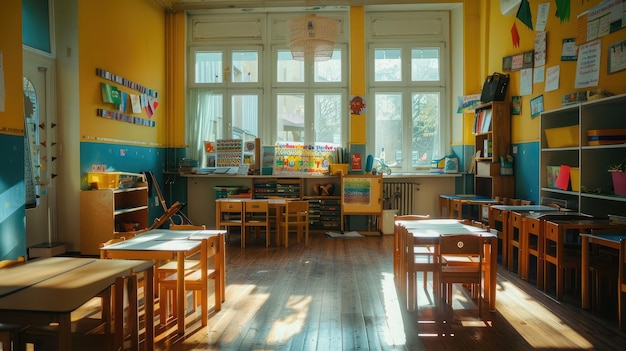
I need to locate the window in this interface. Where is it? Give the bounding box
[369,44,448,171]
[188,47,262,167]
[273,48,346,145]
[366,9,451,172]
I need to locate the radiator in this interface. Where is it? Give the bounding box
[382,182,417,215]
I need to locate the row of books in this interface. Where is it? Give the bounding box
[472,108,492,134]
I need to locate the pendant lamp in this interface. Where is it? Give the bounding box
[287,14,338,62]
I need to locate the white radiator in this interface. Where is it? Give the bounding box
[382,182,417,215]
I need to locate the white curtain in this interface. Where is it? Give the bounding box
[187,88,219,167]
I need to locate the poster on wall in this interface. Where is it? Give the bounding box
[575,39,602,88]
[534,32,547,66]
[561,38,579,61]
[608,38,626,74]
[530,95,544,118]
[545,65,561,92]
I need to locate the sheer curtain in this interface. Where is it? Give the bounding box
[187,88,220,167]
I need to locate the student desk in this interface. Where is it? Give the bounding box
[0,257,154,351]
[100,237,202,335]
[398,219,497,311]
[489,205,558,267]
[580,233,626,311]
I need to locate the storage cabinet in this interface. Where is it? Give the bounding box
[80,187,148,255]
[474,101,514,199]
[539,93,626,217]
[252,178,302,198]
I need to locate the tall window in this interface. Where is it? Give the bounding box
[188,47,262,166]
[273,48,346,145]
[370,45,447,171]
[366,9,451,172]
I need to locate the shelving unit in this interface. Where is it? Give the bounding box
[80,187,148,255]
[540,93,626,217]
[252,178,302,198]
[473,101,514,199]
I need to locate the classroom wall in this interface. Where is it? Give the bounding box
[482,0,626,203]
[0,1,26,260]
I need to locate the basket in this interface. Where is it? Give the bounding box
[87,172,146,190]
[214,186,241,199]
[544,125,579,148]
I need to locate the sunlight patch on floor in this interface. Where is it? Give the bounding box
[266,295,311,344]
[380,273,407,346]
[498,279,594,349]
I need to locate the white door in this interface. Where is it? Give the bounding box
[23,50,56,247]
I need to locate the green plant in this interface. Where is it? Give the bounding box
[609,158,626,172]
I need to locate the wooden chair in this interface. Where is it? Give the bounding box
[437,234,484,316]
[489,206,509,266]
[395,215,435,311]
[521,215,544,288]
[216,200,243,244]
[169,224,206,230]
[242,201,270,248]
[508,211,524,273]
[278,200,309,248]
[156,224,207,319]
[159,235,222,327]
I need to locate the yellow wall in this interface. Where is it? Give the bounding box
[485,0,626,143]
[78,0,167,146]
[0,0,24,135]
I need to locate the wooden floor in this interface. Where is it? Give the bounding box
[153,233,626,351]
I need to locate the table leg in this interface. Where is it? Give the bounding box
[489,237,497,311]
[176,253,185,334]
[581,235,590,310]
[144,267,155,351]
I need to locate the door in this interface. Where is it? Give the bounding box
[23,51,56,247]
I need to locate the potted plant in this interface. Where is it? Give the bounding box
[609,158,626,195]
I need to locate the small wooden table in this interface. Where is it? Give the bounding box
[100,238,201,335]
[397,219,497,311]
[0,257,153,351]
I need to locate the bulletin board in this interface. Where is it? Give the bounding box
[341,174,383,214]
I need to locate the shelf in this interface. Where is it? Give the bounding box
[114,205,149,216]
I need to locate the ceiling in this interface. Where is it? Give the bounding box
[158,0,448,12]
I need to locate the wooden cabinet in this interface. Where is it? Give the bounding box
[80,187,148,255]
[474,101,514,199]
[540,93,626,217]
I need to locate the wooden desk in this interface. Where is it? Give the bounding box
[489,205,558,267]
[0,257,153,351]
[100,238,201,335]
[544,218,615,300]
[397,219,497,311]
[580,233,626,310]
[134,228,227,302]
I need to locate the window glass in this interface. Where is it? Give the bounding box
[232,94,259,141]
[411,48,440,81]
[314,50,342,82]
[276,93,305,142]
[411,92,440,167]
[314,94,342,144]
[374,92,403,165]
[195,51,222,83]
[374,49,402,82]
[231,51,259,83]
[277,50,304,83]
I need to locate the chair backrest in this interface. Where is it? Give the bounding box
[218,201,243,224]
[0,256,25,269]
[394,214,430,221]
[170,224,206,230]
[284,200,309,223]
[439,234,483,268]
[244,201,269,222]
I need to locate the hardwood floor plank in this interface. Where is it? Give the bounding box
[155,233,626,351]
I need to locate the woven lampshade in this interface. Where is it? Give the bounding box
[287,14,338,62]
